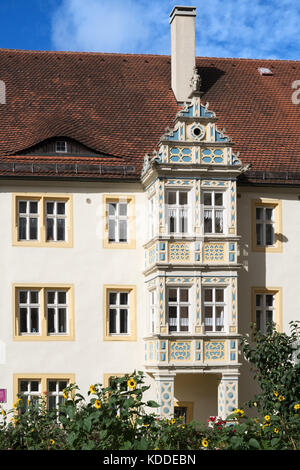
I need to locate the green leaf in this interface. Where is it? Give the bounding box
[249,438,261,450]
[146,400,160,408]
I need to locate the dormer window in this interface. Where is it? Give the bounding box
[55,140,67,153]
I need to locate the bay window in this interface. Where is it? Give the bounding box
[203,287,225,332]
[203,191,224,234]
[167,287,190,333]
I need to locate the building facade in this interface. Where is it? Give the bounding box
[0,6,299,423]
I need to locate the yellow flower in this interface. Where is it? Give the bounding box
[293,403,300,410]
[202,438,209,448]
[50,439,55,445]
[127,378,137,390]
[273,391,279,397]
[278,395,285,402]
[171,418,176,425]
[1,409,6,416]
[274,428,279,434]
[94,400,102,409]
[253,402,257,407]
[89,385,96,394]
[182,425,185,429]
[264,415,270,422]
[233,408,244,417]
[62,389,70,399]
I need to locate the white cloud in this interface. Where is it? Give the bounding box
[51,0,300,59]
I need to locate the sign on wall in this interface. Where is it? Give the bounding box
[0,389,6,403]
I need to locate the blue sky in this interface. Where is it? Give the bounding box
[0,0,300,59]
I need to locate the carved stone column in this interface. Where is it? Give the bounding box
[154,372,176,418]
[217,372,239,420]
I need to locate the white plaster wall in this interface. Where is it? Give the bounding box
[0,180,152,408]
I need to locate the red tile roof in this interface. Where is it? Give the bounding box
[0,49,300,182]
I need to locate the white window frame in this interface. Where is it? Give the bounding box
[167,287,190,333]
[203,191,225,235]
[255,206,275,247]
[18,290,40,335]
[18,379,41,412]
[166,190,191,235]
[55,140,67,153]
[255,292,275,334]
[45,200,67,242]
[17,199,39,241]
[203,287,226,333]
[107,202,129,243]
[148,196,156,239]
[108,291,130,335]
[46,290,68,335]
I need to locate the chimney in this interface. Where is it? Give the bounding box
[170,5,196,103]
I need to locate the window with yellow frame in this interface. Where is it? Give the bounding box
[13,373,75,413]
[252,287,282,333]
[252,198,282,252]
[13,284,75,341]
[12,193,73,247]
[103,285,137,341]
[103,195,136,249]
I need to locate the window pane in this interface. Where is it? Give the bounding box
[266,310,273,325]
[30,308,39,333]
[215,210,223,233]
[31,381,39,392]
[256,207,263,220]
[256,310,261,330]
[180,307,189,331]
[48,396,56,412]
[57,219,65,241]
[30,291,39,304]
[29,201,38,214]
[57,202,65,215]
[19,291,28,304]
[109,293,117,305]
[168,289,177,302]
[120,293,128,305]
[20,309,27,332]
[216,307,224,331]
[266,208,273,220]
[169,214,176,233]
[48,381,57,392]
[46,202,54,215]
[204,193,212,206]
[58,291,67,304]
[20,381,28,392]
[120,309,128,333]
[256,294,262,307]
[167,192,176,205]
[180,289,188,302]
[265,224,274,245]
[204,210,212,233]
[19,201,27,213]
[256,223,263,246]
[59,381,67,392]
[29,218,38,240]
[119,203,127,216]
[119,219,127,242]
[58,308,67,333]
[108,203,117,216]
[47,291,55,304]
[109,309,117,333]
[215,193,223,206]
[46,218,54,241]
[204,289,212,302]
[215,289,224,303]
[18,217,27,240]
[47,308,55,333]
[179,192,187,205]
[108,219,116,242]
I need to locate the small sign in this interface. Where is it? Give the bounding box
[0,389,6,403]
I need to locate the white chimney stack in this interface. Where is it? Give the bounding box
[170,5,196,103]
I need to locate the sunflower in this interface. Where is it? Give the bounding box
[89,385,96,394]
[0,409,5,416]
[294,403,300,410]
[273,428,279,434]
[50,439,55,445]
[62,390,69,399]
[278,395,285,402]
[127,378,137,390]
[94,399,102,409]
[202,438,208,448]
[264,415,270,422]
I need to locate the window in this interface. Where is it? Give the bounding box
[14,374,75,413]
[103,195,136,249]
[166,190,190,234]
[103,285,137,341]
[108,202,128,243]
[13,194,73,247]
[14,285,74,340]
[174,401,194,424]
[55,140,67,153]
[204,191,224,234]
[167,287,190,333]
[149,290,157,334]
[203,287,225,332]
[252,199,282,252]
[108,291,129,334]
[252,288,282,333]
